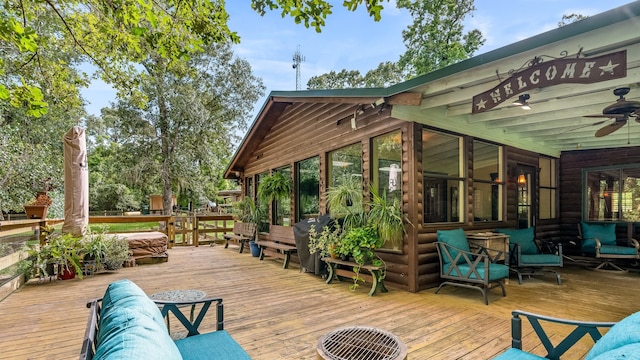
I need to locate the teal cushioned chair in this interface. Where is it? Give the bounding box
[578,222,640,272]
[435,228,509,305]
[495,228,563,285]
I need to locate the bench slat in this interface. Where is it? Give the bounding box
[256,225,297,269]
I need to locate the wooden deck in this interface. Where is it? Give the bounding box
[1,245,639,359]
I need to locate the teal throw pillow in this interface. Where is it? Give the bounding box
[581,222,617,252]
[495,228,538,255]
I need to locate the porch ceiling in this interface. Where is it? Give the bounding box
[393,14,640,156]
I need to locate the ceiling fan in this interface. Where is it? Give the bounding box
[584,87,640,137]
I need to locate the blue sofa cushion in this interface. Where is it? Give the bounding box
[585,311,640,360]
[442,263,509,281]
[493,348,547,360]
[581,222,617,253]
[496,228,538,255]
[176,330,251,360]
[94,279,183,360]
[437,228,471,264]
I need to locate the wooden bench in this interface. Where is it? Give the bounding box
[223,222,256,253]
[321,257,388,296]
[255,225,297,269]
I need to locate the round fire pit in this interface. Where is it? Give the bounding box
[316,326,407,360]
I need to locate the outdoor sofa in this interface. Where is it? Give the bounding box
[80,279,250,360]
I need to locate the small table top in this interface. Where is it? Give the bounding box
[317,326,407,360]
[149,289,206,303]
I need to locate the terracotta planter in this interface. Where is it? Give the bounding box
[57,263,76,280]
[24,205,48,219]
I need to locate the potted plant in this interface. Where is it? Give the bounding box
[367,187,409,251]
[102,236,131,271]
[23,177,54,219]
[337,226,385,290]
[233,197,264,257]
[46,233,84,280]
[309,222,343,258]
[325,176,365,230]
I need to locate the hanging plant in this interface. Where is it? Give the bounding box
[258,172,292,204]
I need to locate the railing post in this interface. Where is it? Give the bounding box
[193,213,198,247]
[167,216,175,248]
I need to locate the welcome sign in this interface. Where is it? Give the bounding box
[472,50,627,114]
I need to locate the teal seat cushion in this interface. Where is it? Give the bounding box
[581,222,617,253]
[493,348,547,360]
[176,330,251,360]
[437,228,470,264]
[519,254,561,265]
[95,279,183,360]
[442,263,509,281]
[599,244,638,256]
[496,228,538,255]
[586,311,640,360]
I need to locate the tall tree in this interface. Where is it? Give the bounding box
[93,42,264,214]
[397,0,484,77]
[307,0,483,90]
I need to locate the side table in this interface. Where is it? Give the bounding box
[149,289,206,335]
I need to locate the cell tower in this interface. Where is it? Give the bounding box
[292,46,305,90]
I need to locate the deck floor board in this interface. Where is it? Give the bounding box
[1,245,639,359]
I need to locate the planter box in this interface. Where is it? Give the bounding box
[23,205,48,219]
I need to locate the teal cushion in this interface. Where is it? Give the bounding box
[95,279,183,360]
[176,330,251,360]
[437,228,471,264]
[581,222,617,253]
[442,263,509,281]
[585,311,640,360]
[493,348,547,360]
[589,343,640,360]
[519,254,561,265]
[599,245,638,256]
[496,228,539,255]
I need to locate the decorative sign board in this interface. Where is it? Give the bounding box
[472,50,627,114]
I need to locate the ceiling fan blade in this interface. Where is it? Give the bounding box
[584,114,626,119]
[595,120,627,137]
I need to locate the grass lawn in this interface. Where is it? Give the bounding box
[89,222,160,233]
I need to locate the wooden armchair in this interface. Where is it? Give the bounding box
[435,228,509,305]
[496,227,562,285]
[578,221,639,272]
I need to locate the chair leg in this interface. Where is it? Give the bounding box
[591,260,629,273]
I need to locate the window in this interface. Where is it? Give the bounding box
[274,166,292,226]
[245,176,253,199]
[327,143,363,214]
[473,141,502,222]
[422,129,463,224]
[539,157,557,219]
[256,172,269,232]
[372,131,402,202]
[584,166,640,222]
[296,157,320,222]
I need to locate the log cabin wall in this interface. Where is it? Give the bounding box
[559,147,640,254]
[241,101,413,291]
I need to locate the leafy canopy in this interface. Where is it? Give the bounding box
[1,0,390,116]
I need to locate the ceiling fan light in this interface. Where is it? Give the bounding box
[512,94,531,109]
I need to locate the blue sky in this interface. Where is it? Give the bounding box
[81,0,635,117]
